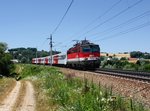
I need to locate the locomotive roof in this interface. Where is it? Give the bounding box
[68,40,98,51]
[75,40,96,46]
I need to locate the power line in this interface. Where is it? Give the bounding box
[52,0,74,34]
[89,10,150,39]
[70,0,122,38]
[60,0,143,48]
[93,21,150,42]
[62,0,122,46]
[80,0,143,37]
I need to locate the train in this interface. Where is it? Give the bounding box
[32,39,100,69]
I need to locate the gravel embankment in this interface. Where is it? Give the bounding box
[59,68,150,108]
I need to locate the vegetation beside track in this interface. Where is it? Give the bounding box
[100,57,150,72]
[19,64,148,111]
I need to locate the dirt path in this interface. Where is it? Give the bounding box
[0,81,21,111]
[0,81,35,111]
[16,81,35,111]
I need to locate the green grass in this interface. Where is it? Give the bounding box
[19,64,149,111]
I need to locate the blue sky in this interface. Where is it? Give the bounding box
[0,0,150,53]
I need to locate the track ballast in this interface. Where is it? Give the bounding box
[94,68,150,83]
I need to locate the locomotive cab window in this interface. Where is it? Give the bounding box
[82,46,91,52]
[82,45,100,52]
[90,45,100,52]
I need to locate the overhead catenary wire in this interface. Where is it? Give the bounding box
[60,0,143,49]
[69,0,122,38]
[88,10,150,39]
[61,0,122,46]
[51,0,74,35]
[79,0,144,37]
[93,21,150,42]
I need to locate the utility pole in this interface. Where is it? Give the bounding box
[47,34,53,66]
[36,47,38,65]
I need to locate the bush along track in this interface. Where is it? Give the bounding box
[20,64,149,111]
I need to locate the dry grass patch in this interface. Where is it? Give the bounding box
[0,78,16,104]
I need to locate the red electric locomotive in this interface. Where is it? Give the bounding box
[67,39,100,69]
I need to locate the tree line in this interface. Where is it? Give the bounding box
[8,47,60,63]
[130,51,150,59]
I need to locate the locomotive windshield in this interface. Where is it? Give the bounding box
[82,45,100,52]
[82,46,91,52]
[91,45,100,52]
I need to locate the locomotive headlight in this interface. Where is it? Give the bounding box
[89,55,94,59]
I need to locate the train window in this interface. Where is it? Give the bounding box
[90,45,100,52]
[82,45,100,52]
[82,46,91,52]
[58,55,66,60]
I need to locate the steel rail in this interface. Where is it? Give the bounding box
[94,68,150,83]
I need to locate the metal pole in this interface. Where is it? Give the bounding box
[36,47,37,65]
[47,35,53,66]
[50,34,52,66]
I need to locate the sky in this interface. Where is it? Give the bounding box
[0,0,150,53]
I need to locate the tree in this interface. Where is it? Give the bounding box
[0,42,7,52]
[120,57,127,61]
[144,54,150,59]
[0,42,14,76]
[130,51,144,58]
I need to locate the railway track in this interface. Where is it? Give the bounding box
[94,68,150,83]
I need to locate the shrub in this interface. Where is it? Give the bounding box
[0,53,14,76]
[143,64,150,72]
